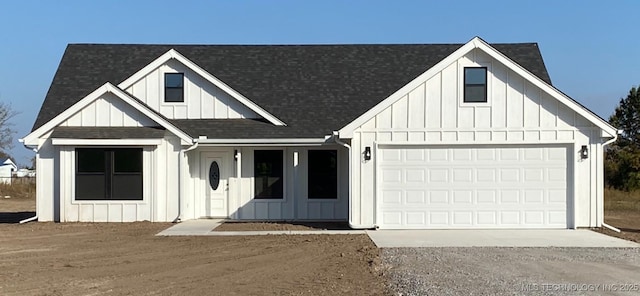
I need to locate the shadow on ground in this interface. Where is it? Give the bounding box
[0,212,36,223]
[219,221,353,230]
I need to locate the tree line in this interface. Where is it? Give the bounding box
[606,86,640,190]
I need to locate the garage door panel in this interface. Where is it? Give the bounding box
[477,211,497,225]
[379,145,568,229]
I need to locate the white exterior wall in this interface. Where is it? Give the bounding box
[349,49,605,228]
[125,59,259,120]
[36,90,184,222]
[35,136,58,221]
[36,135,182,222]
[181,146,349,221]
[61,93,157,127]
[0,166,12,184]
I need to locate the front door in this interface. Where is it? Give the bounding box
[202,152,231,217]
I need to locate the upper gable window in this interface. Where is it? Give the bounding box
[164,73,184,102]
[463,67,487,103]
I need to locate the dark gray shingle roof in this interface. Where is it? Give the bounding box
[51,126,166,139]
[33,43,552,138]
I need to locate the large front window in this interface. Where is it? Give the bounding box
[75,148,143,200]
[308,150,337,199]
[254,150,283,199]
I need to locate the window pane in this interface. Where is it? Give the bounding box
[464,85,487,102]
[254,150,283,199]
[77,148,105,173]
[112,174,143,200]
[114,148,142,173]
[165,73,184,102]
[76,175,106,200]
[465,68,486,84]
[308,150,337,199]
[165,73,183,87]
[464,67,487,103]
[165,88,184,102]
[75,148,143,201]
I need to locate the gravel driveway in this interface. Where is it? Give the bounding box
[382,247,640,296]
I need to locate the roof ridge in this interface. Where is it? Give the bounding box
[65,42,539,47]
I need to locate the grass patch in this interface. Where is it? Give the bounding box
[604,187,640,211]
[0,181,36,199]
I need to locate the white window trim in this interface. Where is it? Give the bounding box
[459,62,492,107]
[306,148,340,200]
[160,65,187,106]
[251,148,287,203]
[70,146,150,205]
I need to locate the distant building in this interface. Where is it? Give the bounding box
[0,158,18,184]
[15,168,36,178]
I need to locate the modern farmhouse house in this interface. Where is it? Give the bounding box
[22,37,617,229]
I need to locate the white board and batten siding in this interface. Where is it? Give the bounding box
[39,92,184,222]
[181,147,349,221]
[125,59,259,120]
[349,48,604,229]
[60,93,157,127]
[48,135,182,222]
[232,147,347,221]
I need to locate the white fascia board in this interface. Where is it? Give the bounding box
[52,139,163,146]
[22,82,193,145]
[337,40,477,138]
[197,138,329,144]
[117,49,286,126]
[338,36,617,139]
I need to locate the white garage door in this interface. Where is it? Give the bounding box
[378,145,569,229]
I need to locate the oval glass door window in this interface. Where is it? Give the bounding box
[209,161,220,190]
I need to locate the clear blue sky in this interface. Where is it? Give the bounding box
[1,1,638,166]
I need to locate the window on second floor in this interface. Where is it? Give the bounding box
[463,67,487,103]
[164,73,184,103]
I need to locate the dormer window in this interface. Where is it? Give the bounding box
[164,73,184,102]
[463,67,487,103]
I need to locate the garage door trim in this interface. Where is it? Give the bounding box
[374,143,575,229]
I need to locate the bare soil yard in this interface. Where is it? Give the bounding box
[595,210,640,243]
[2,187,640,296]
[0,196,387,296]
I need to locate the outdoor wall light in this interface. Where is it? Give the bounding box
[580,145,588,159]
[364,146,372,161]
[234,149,239,161]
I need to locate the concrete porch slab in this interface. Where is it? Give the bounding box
[156,219,366,236]
[156,219,223,236]
[366,229,640,248]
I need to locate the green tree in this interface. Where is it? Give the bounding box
[606,86,640,190]
[0,102,18,157]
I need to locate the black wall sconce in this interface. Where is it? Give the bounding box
[234,149,239,161]
[364,146,372,161]
[580,145,588,159]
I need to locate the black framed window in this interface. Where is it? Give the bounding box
[254,150,283,199]
[463,67,487,103]
[76,148,143,200]
[308,150,337,199]
[164,73,184,102]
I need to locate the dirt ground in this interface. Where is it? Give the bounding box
[0,197,387,296]
[594,210,640,243]
[0,196,36,223]
[2,194,640,296]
